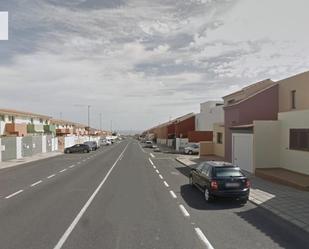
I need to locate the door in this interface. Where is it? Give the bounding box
[232,133,254,173]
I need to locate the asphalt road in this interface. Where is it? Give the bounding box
[0,139,308,249]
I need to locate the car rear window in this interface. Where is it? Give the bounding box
[213,167,244,178]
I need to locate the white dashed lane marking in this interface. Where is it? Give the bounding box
[69,165,75,168]
[148,158,154,166]
[47,174,56,179]
[194,227,215,249]
[179,204,190,217]
[5,189,24,199]
[156,169,160,174]
[163,181,169,187]
[169,190,177,199]
[30,180,42,187]
[150,153,155,158]
[159,174,163,179]
[59,169,67,173]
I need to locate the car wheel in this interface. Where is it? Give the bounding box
[188,150,193,155]
[240,197,248,205]
[65,150,70,154]
[204,188,214,203]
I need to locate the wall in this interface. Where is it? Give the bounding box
[224,84,279,162]
[279,110,309,175]
[200,142,214,156]
[175,116,195,138]
[213,123,225,158]
[188,131,213,143]
[278,71,309,112]
[195,104,224,131]
[0,121,5,135]
[224,79,275,105]
[253,121,280,169]
[1,137,17,161]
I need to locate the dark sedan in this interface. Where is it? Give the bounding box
[189,161,250,204]
[64,144,90,154]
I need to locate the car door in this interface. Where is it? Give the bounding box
[73,144,80,152]
[199,164,210,190]
[193,163,207,188]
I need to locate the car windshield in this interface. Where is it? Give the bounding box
[213,168,244,178]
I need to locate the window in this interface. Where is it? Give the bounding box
[39,118,43,123]
[8,115,15,123]
[214,167,244,178]
[0,115,4,121]
[291,90,296,109]
[217,132,223,144]
[30,118,34,124]
[290,129,309,151]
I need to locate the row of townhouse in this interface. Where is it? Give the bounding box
[0,108,108,162]
[145,70,309,177]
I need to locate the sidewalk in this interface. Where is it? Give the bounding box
[176,155,309,234]
[0,151,63,170]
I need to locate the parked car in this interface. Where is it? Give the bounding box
[144,141,153,148]
[84,141,98,151]
[64,144,90,154]
[189,161,250,204]
[184,144,199,155]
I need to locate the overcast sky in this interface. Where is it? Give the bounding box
[1,0,309,132]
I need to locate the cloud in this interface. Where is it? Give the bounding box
[0,0,309,131]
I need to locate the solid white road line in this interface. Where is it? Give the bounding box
[47,174,56,179]
[194,227,215,249]
[148,158,154,166]
[163,181,169,187]
[179,204,190,217]
[159,174,163,179]
[69,165,75,168]
[170,190,177,199]
[156,169,160,174]
[150,153,155,158]
[53,143,129,249]
[59,169,67,173]
[30,180,42,187]
[5,189,24,199]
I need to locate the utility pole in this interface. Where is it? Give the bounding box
[74,104,91,141]
[99,113,102,131]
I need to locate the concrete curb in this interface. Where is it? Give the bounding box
[174,157,309,234]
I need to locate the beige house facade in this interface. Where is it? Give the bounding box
[253,71,309,175]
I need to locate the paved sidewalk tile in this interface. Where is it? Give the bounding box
[0,151,62,170]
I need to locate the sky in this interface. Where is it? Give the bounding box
[0,0,309,132]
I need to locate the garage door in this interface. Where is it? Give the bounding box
[232,133,253,173]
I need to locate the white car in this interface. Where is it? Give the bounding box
[184,144,199,155]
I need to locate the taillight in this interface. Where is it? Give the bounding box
[245,180,250,188]
[211,180,218,190]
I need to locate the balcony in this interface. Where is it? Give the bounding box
[44,124,56,135]
[27,124,44,133]
[5,123,28,136]
[56,128,73,136]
